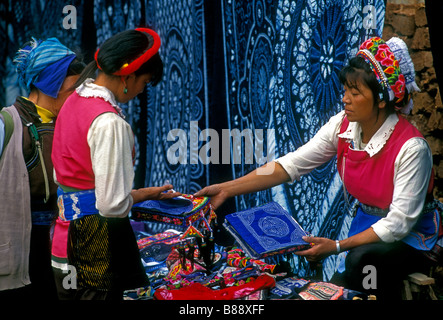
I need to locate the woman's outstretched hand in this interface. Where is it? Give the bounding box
[132,184,182,204]
[194,184,228,210]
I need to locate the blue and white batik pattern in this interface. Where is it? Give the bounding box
[93,0,209,194]
[143,0,209,194]
[221,0,385,278]
[2,0,385,279]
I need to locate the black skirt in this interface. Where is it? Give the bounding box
[67,214,148,291]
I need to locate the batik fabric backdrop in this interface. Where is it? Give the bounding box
[1,0,385,279]
[221,0,385,279]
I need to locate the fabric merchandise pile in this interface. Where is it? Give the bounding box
[124,197,374,301]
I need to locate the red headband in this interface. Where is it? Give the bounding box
[95,28,161,76]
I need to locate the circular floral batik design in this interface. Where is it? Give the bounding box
[222,0,385,278]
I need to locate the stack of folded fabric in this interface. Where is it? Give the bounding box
[132,194,216,239]
[223,202,310,259]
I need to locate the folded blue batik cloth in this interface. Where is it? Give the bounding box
[134,196,195,216]
[269,277,310,299]
[223,202,310,259]
[131,195,216,239]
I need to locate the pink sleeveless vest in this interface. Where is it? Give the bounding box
[52,92,118,190]
[336,115,431,210]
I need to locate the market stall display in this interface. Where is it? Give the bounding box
[126,200,374,301]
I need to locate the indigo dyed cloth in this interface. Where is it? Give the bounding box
[269,277,310,299]
[224,202,310,259]
[134,197,195,216]
[32,54,76,98]
[221,0,385,278]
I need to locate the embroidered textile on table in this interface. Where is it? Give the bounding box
[138,231,183,274]
[298,281,344,300]
[224,202,310,259]
[221,0,385,278]
[132,195,217,238]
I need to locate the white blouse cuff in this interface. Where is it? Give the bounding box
[371,223,396,243]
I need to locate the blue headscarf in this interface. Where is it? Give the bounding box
[13,37,76,98]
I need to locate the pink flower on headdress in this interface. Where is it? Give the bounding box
[360,37,382,50]
[392,74,406,99]
[374,44,395,67]
[365,41,374,50]
[361,39,374,50]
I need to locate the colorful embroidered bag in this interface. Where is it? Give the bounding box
[132,194,217,241]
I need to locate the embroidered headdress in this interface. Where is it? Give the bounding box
[386,37,420,114]
[94,28,161,76]
[356,37,406,109]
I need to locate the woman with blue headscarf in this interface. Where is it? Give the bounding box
[0,37,85,299]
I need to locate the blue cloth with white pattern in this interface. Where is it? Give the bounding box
[224,202,310,259]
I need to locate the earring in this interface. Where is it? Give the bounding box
[121,76,128,94]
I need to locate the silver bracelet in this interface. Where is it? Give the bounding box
[335,240,341,253]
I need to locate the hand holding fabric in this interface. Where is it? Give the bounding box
[132,184,182,204]
[294,236,336,262]
[194,184,228,210]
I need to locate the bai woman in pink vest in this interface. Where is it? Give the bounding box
[195,37,441,300]
[51,28,180,300]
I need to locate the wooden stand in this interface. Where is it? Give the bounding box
[402,272,438,300]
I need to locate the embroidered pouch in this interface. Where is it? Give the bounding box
[299,282,344,300]
[132,194,216,237]
[136,231,183,273]
[137,230,182,250]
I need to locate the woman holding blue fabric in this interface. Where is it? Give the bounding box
[0,38,85,299]
[195,37,441,300]
[51,28,181,300]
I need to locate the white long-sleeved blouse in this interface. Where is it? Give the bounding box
[54,79,135,218]
[275,110,433,242]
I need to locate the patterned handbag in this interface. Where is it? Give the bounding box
[131,194,217,241]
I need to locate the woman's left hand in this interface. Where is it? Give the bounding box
[294,236,337,262]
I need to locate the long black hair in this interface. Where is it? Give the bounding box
[66,57,86,77]
[73,29,163,88]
